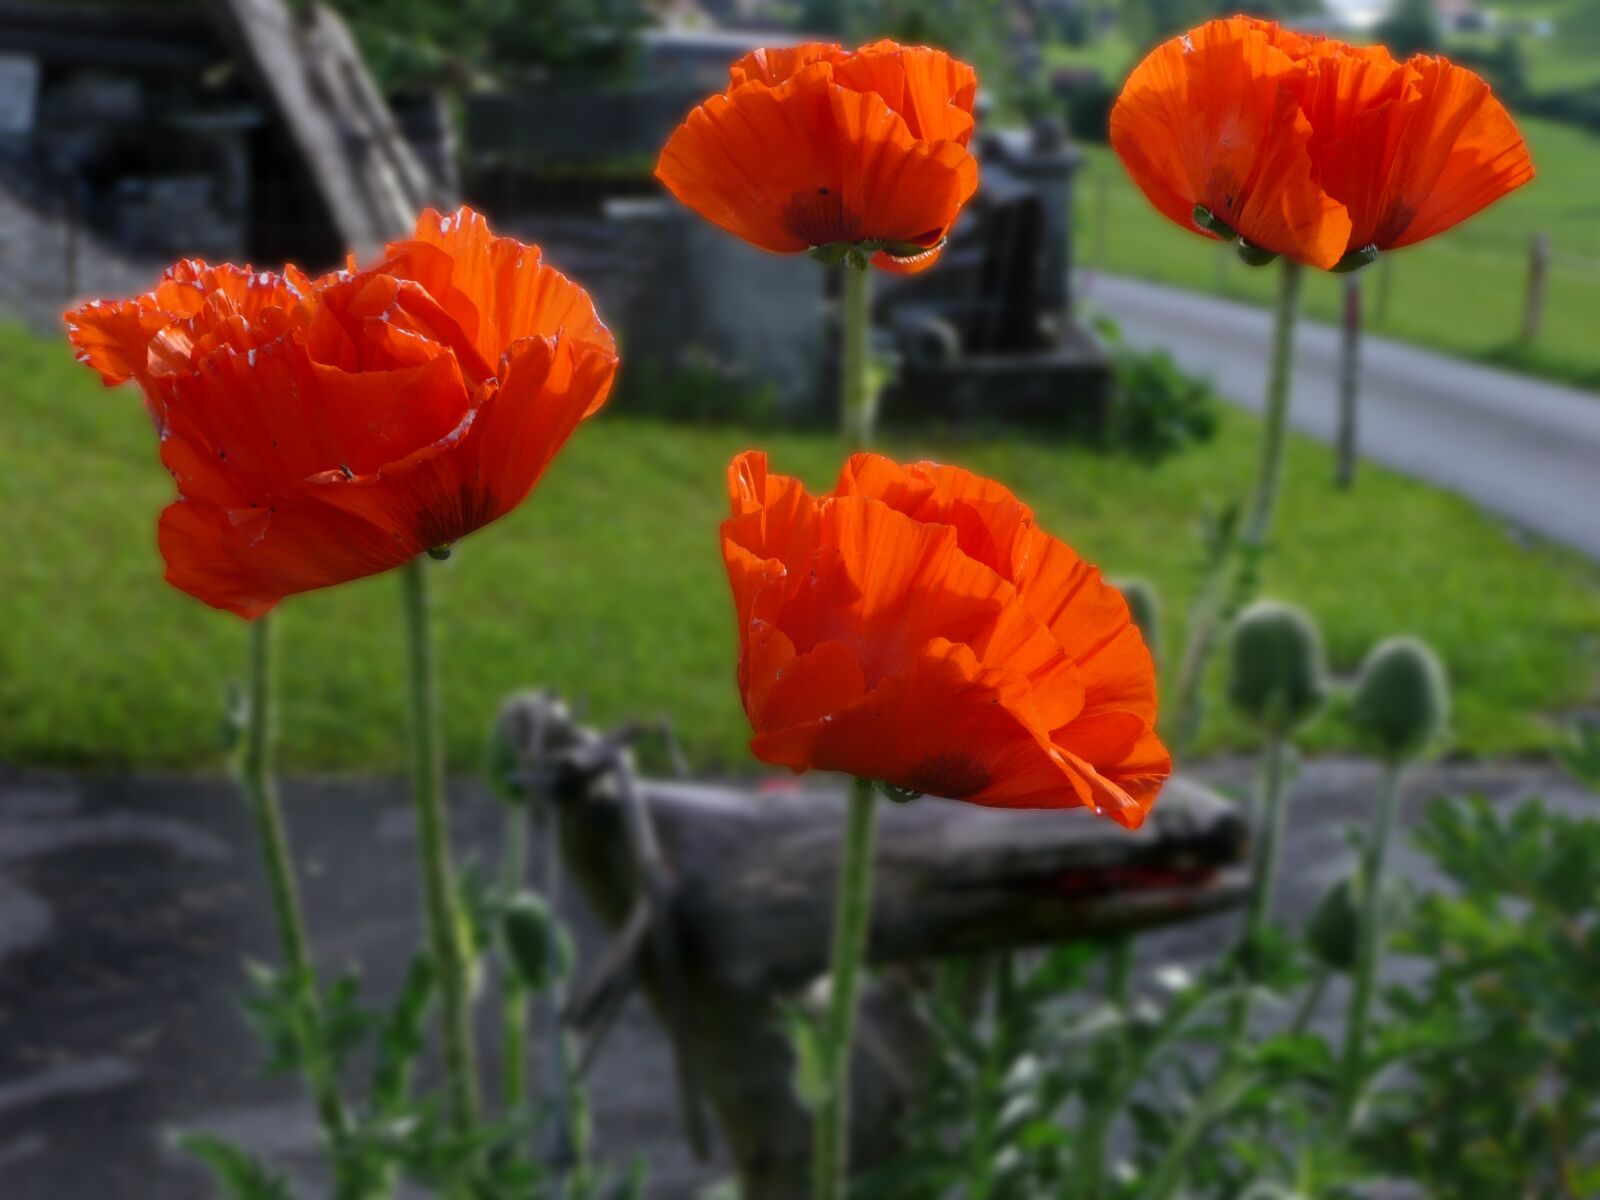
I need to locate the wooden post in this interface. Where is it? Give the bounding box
[1335,272,1362,490]
[1522,232,1549,345]
[502,695,1251,1198]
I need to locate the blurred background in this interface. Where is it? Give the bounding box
[1,0,1597,1196]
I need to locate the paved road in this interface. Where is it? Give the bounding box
[1085,274,1600,559]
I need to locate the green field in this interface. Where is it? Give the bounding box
[1073,114,1600,389]
[2,324,1597,774]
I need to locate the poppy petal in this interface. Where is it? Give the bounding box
[656,61,974,256]
[385,207,616,391]
[159,335,473,510]
[1319,54,1533,250]
[836,455,1036,584]
[1055,728,1172,829]
[836,40,979,145]
[723,451,824,638]
[65,296,173,390]
[742,624,868,733]
[158,492,410,620]
[1016,532,1158,727]
[729,42,847,87]
[309,335,613,552]
[752,637,1095,810]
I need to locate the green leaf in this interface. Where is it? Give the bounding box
[176,1133,294,1200]
[370,952,436,1115]
[781,1002,832,1112]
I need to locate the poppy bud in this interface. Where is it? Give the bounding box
[500,892,573,993]
[1115,578,1162,664]
[1306,872,1412,973]
[1226,601,1328,734]
[1351,636,1449,764]
[484,716,523,805]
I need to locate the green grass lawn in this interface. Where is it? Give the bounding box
[2,324,1597,774]
[1074,115,1600,390]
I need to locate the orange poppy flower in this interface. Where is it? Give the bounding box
[657,40,979,274]
[1111,17,1531,269]
[1111,16,1351,269]
[1295,46,1533,254]
[721,450,1171,827]
[65,206,617,619]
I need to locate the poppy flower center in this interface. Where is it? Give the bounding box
[782,186,862,248]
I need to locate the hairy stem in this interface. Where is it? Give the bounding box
[839,262,874,447]
[812,777,880,1200]
[1228,733,1292,1042]
[1144,734,1293,1200]
[1339,762,1403,1121]
[399,556,480,1135]
[239,617,350,1145]
[1167,259,1304,752]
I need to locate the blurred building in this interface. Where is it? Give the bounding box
[0,0,426,328]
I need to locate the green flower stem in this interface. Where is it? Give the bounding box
[1291,965,1331,1036]
[238,616,350,1145]
[1168,259,1305,753]
[501,803,529,1111]
[839,262,874,448]
[1142,1066,1254,1200]
[1145,733,1292,1200]
[1339,762,1403,1121]
[1228,733,1292,1043]
[399,556,480,1135]
[1241,260,1304,550]
[813,776,880,1200]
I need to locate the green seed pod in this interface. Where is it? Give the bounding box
[1227,601,1328,733]
[500,892,573,993]
[1306,874,1359,971]
[1306,872,1412,973]
[1351,636,1449,763]
[1115,577,1162,664]
[484,717,522,805]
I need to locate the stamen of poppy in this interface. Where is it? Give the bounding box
[427,544,453,561]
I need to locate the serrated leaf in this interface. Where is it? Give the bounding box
[177,1133,294,1200]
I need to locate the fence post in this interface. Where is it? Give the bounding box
[1335,272,1362,490]
[1521,232,1549,345]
